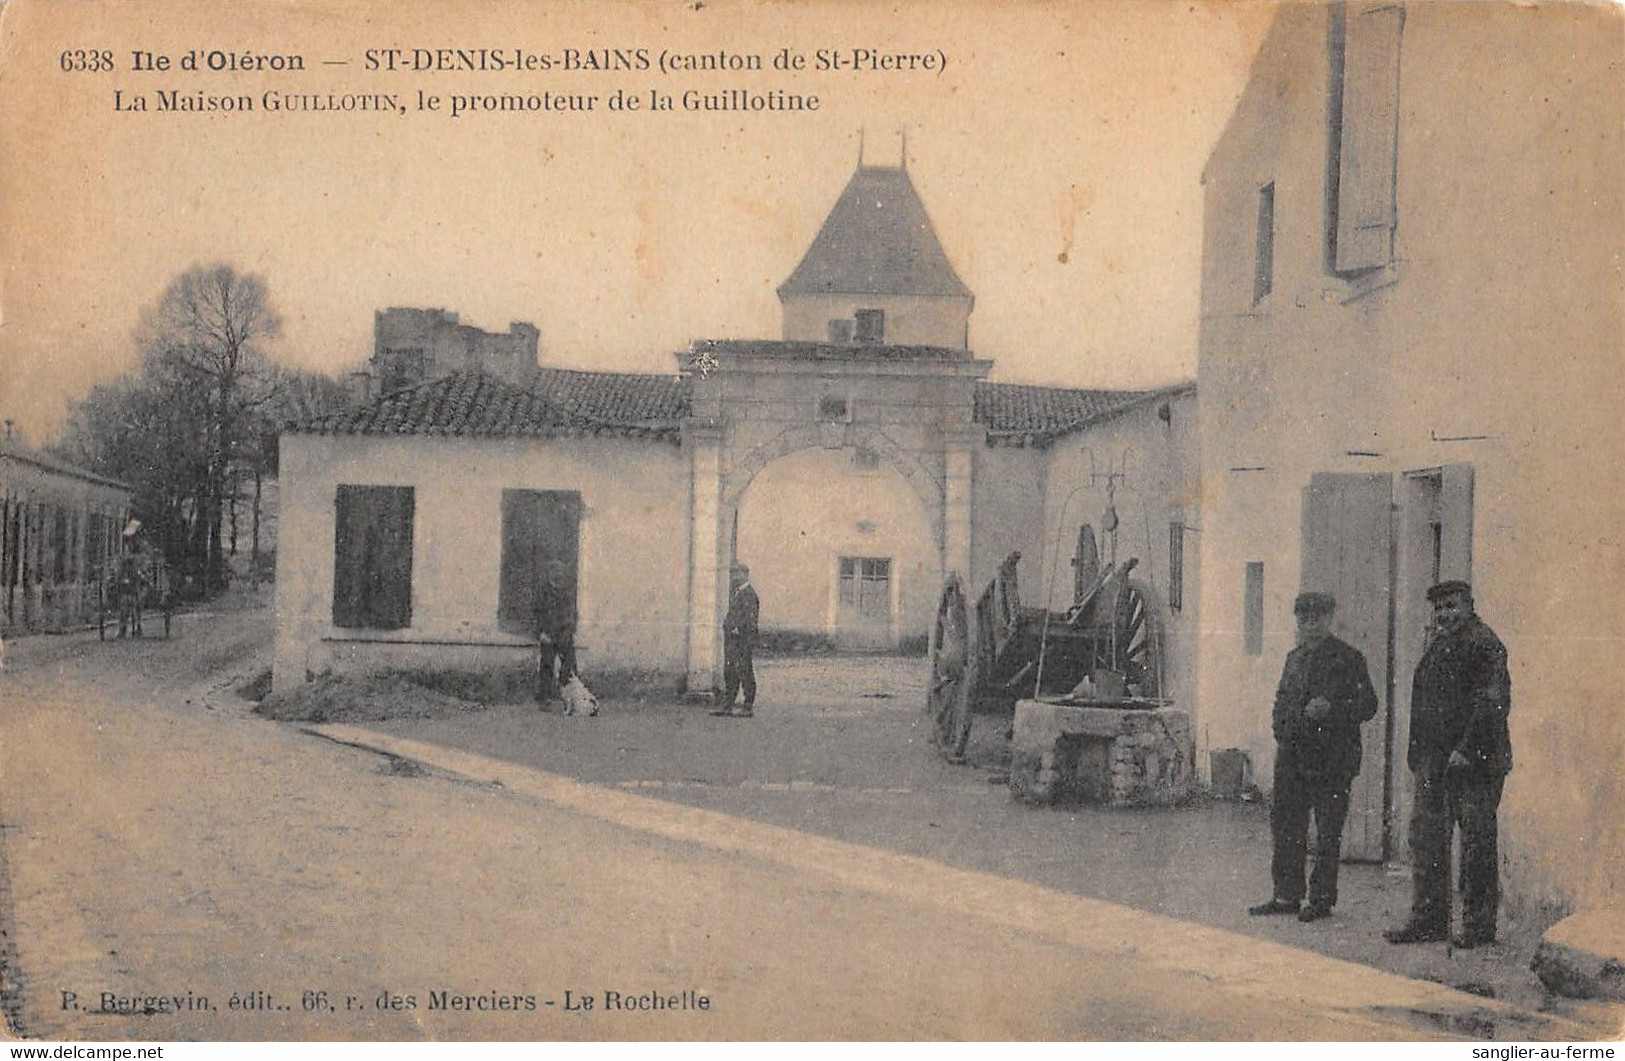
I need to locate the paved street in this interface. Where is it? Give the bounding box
[0,611,1603,1040]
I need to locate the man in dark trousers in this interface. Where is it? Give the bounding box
[534,559,578,704]
[712,563,760,718]
[1249,591,1379,922]
[1386,580,1512,949]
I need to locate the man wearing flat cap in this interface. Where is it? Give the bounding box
[712,562,760,718]
[1249,591,1378,922]
[1386,580,1512,949]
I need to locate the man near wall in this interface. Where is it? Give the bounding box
[712,563,760,718]
[1249,591,1379,923]
[1386,580,1512,949]
[534,559,578,704]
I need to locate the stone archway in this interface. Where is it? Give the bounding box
[679,344,988,699]
[722,423,946,552]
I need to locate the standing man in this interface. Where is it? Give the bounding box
[1386,580,1512,949]
[712,563,760,718]
[534,559,578,704]
[115,552,147,639]
[1249,592,1378,923]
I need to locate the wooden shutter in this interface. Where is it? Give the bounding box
[1437,463,1474,582]
[333,485,414,630]
[498,489,581,635]
[1335,3,1405,273]
[1301,471,1396,861]
[371,487,414,628]
[1243,561,1265,655]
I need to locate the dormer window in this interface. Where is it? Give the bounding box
[854,308,885,343]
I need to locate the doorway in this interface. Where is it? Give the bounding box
[1300,465,1475,863]
[1300,471,1396,862]
[837,556,894,650]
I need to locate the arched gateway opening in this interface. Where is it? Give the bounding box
[679,340,988,696]
[731,436,941,653]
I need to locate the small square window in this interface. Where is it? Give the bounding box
[827,318,854,343]
[818,395,850,422]
[854,308,885,343]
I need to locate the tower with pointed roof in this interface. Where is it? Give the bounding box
[777,162,974,349]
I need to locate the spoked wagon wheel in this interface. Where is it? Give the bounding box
[929,576,976,762]
[1101,577,1162,698]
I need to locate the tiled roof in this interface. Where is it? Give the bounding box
[778,166,973,300]
[287,366,1184,450]
[973,382,1151,445]
[536,367,688,424]
[691,339,971,363]
[289,371,684,442]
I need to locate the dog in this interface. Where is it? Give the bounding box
[560,675,599,717]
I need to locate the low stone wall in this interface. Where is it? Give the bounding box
[1009,700,1194,807]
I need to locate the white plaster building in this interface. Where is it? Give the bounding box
[2,434,133,633]
[1195,2,1623,911]
[274,161,1200,720]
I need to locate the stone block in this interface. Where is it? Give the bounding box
[1531,908,1625,1001]
[1009,700,1194,807]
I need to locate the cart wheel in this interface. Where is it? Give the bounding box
[1105,578,1162,698]
[929,577,974,760]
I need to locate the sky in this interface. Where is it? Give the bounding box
[0,0,1278,443]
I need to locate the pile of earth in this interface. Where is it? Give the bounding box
[255,672,485,724]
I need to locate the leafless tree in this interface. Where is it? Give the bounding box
[138,264,282,595]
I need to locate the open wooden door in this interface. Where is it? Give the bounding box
[1301,472,1396,862]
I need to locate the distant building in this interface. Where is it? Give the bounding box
[1195,3,1622,909]
[2,431,133,633]
[275,160,1197,719]
[370,308,540,393]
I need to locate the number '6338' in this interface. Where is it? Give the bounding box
[60,50,115,72]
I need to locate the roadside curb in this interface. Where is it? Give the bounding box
[306,724,1599,1042]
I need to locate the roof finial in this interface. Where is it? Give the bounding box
[858,127,865,167]
[900,127,908,170]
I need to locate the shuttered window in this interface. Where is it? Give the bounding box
[1333,2,1405,273]
[498,489,581,635]
[1244,561,1265,656]
[1254,182,1275,303]
[1169,520,1185,612]
[332,485,414,629]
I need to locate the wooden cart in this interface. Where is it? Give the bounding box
[929,549,1162,761]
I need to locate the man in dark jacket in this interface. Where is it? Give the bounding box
[713,563,760,718]
[1386,580,1512,948]
[534,560,578,704]
[1249,592,1379,922]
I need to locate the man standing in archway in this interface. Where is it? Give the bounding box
[713,563,760,718]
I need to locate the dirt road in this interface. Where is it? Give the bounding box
[0,617,1567,1040]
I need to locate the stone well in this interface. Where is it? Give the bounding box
[1009,699,1194,807]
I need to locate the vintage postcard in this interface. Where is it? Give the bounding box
[1,0,1621,1045]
